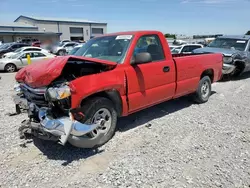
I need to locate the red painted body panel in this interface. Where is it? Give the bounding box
[16,30,223,117]
[70,68,126,108]
[173,53,223,97]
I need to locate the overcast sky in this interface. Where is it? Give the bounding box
[0,0,249,35]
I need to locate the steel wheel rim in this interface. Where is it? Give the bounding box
[201,81,209,98]
[6,65,15,72]
[59,51,64,56]
[90,108,112,138]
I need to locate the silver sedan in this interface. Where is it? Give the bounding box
[0,51,55,72]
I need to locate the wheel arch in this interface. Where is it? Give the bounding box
[4,63,17,72]
[234,60,246,72]
[80,89,123,117]
[200,69,214,83]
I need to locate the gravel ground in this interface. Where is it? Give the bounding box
[0,72,250,188]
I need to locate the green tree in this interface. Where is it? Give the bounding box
[164,33,176,39]
[246,31,250,35]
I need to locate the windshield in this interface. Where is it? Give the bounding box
[207,38,247,51]
[171,46,182,54]
[58,43,64,47]
[11,52,22,59]
[14,48,23,53]
[75,35,133,63]
[0,43,11,50]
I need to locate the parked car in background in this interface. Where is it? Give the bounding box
[52,42,78,55]
[194,35,250,76]
[0,51,55,72]
[32,41,41,47]
[14,30,222,148]
[18,38,39,45]
[2,46,49,59]
[60,39,71,44]
[68,44,84,55]
[0,43,29,58]
[172,44,203,54]
[169,45,178,51]
[173,39,187,45]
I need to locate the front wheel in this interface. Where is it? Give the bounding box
[58,50,66,56]
[4,63,17,73]
[68,97,117,148]
[193,76,212,104]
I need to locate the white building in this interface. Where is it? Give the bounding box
[0,15,107,43]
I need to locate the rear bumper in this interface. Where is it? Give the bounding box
[222,63,235,75]
[14,95,99,145]
[0,63,6,71]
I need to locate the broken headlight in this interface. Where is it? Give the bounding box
[47,85,71,101]
[14,83,22,93]
[223,56,233,64]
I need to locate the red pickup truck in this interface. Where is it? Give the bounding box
[14,31,222,148]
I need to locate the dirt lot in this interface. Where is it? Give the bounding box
[0,72,250,188]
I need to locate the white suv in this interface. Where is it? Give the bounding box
[171,44,203,54]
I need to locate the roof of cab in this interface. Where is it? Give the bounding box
[99,30,163,36]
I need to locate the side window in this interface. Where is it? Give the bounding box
[31,48,41,51]
[21,52,33,59]
[33,52,46,58]
[11,44,19,49]
[134,35,165,62]
[190,45,202,51]
[65,43,75,47]
[181,46,190,53]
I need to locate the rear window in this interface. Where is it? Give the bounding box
[24,48,41,51]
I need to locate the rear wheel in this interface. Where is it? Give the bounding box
[193,76,211,104]
[4,63,17,73]
[68,97,117,148]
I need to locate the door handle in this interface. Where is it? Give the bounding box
[163,66,170,72]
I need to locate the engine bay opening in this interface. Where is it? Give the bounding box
[53,59,116,83]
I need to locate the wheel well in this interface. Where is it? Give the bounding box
[201,69,214,82]
[80,90,123,117]
[4,63,17,69]
[234,61,245,72]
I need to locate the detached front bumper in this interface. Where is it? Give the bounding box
[14,96,99,145]
[222,63,236,75]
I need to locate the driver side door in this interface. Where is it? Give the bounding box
[125,35,176,113]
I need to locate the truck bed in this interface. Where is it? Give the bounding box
[172,53,223,98]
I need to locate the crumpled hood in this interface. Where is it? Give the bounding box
[15,55,117,88]
[194,47,239,56]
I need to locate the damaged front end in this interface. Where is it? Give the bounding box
[14,83,99,146]
[13,56,117,147]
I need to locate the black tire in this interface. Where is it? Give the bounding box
[58,50,66,56]
[68,97,117,148]
[193,76,211,104]
[233,66,245,77]
[4,63,17,73]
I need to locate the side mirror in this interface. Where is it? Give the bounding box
[131,52,152,65]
